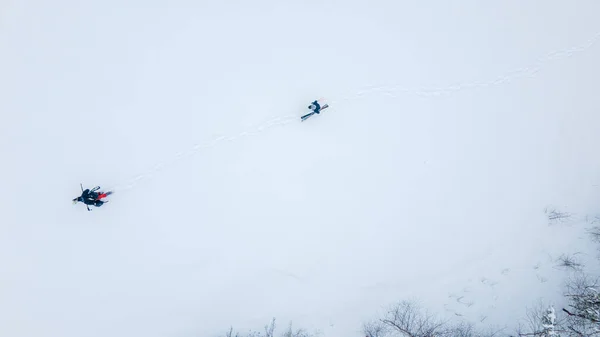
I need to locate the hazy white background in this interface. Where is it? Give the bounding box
[1,1,599,336]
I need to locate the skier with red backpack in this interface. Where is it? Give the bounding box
[73,185,112,211]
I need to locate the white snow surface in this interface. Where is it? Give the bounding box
[1,1,600,337]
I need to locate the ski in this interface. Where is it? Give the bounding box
[301,104,329,121]
[301,112,315,121]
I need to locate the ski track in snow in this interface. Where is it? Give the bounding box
[349,31,600,99]
[109,30,600,193]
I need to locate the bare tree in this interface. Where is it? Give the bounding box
[265,319,276,337]
[586,216,600,225]
[447,321,506,337]
[446,321,480,337]
[514,301,564,337]
[225,327,238,337]
[587,226,600,244]
[281,322,311,337]
[367,302,505,337]
[364,320,389,337]
[519,301,547,336]
[561,273,600,336]
[379,301,450,337]
[220,318,317,337]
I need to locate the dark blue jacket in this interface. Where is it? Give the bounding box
[309,101,321,114]
[76,189,98,205]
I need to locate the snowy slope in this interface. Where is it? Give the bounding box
[1,1,600,337]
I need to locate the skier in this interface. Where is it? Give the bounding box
[308,100,322,114]
[73,185,112,211]
[301,100,329,121]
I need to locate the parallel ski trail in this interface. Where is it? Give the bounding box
[111,115,298,191]
[110,31,600,193]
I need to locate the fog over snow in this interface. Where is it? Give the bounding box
[1,1,599,337]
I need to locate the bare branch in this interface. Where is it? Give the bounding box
[220,318,317,337]
[587,226,600,243]
[545,207,572,225]
[561,273,600,335]
[555,254,584,271]
[586,216,600,225]
[380,301,451,337]
[265,318,276,337]
[363,320,389,337]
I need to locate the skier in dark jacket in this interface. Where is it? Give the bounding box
[308,100,322,114]
[73,186,111,210]
[301,100,329,121]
